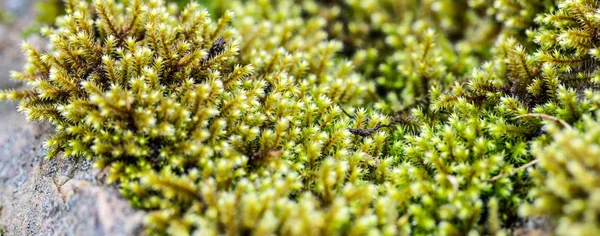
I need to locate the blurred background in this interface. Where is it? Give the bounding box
[0,0,39,91]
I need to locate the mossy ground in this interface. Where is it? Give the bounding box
[1,0,600,235]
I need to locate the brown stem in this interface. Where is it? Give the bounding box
[516,113,572,129]
[488,159,539,182]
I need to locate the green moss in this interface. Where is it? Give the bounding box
[2,0,600,235]
[522,114,600,235]
[297,0,557,106]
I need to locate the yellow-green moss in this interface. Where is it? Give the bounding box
[2,0,600,235]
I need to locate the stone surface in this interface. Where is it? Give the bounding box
[512,217,554,236]
[0,103,145,236]
[0,1,144,235]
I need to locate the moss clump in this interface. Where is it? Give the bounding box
[297,0,556,107]
[3,0,600,235]
[522,115,600,235]
[2,0,375,234]
[220,0,600,234]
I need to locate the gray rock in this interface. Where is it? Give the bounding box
[512,217,554,236]
[0,102,145,236]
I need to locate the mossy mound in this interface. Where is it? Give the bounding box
[2,0,600,235]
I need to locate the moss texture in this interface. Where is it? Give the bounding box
[523,114,600,235]
[2,0,600,235]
